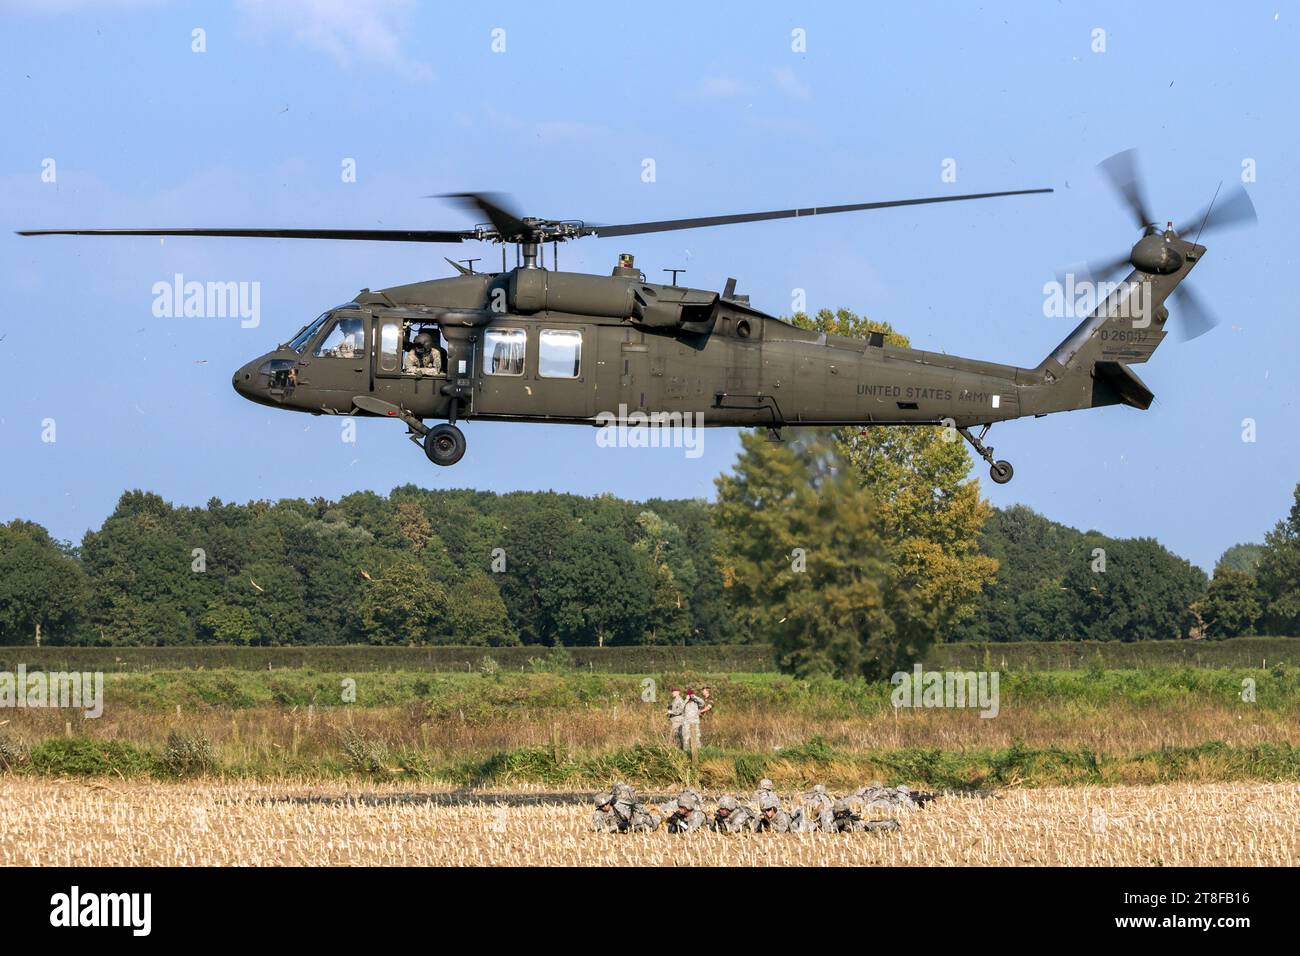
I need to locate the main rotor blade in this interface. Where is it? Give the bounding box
[17,227,472,242]
[438,192,531,239]
[1097,149,1154,231]
[1177,183,1257,240]
[1170,283,1219,341]
[587,188,1054,239]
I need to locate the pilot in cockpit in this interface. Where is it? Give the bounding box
[326,317,366,359]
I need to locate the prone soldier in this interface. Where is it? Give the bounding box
[711,794,756,833]
[609,782,660,832]
[820,798,901,834]
[753,792,792,833]
[591,792,622,832]
[665,791,707,833]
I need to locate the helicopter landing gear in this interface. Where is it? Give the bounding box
[424,423,466,467]
[958,425,1014,484]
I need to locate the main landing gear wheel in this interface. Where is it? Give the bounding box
[957,424,1014,484]
[424,423,466,466]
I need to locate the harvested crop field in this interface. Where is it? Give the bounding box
[1,779,1294,866]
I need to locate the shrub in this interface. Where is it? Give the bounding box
[340,729,390,775]
[0,734,31,772]
[160,731,218,778]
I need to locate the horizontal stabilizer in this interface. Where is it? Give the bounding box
[1093,361,1154,410]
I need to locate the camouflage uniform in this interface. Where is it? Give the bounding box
[820,798,900,833]
[665,791,707,833]
[610,782,660,832]
[711,794,756,833]
[628,803,662,832]
[591,793,622,833]
[802,784,834,817]
[852,781,937,813]
[667,693,686,750]
[681,693,702,757]
[753,791,792,833]
[787,808,819,833]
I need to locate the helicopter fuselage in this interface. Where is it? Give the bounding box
[231,264,1057,435]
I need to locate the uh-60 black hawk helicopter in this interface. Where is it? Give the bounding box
[20,150,1254,483]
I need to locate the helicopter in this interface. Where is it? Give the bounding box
[19,150,1254,483]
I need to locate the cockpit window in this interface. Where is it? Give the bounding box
[289,312,331,353]
[314,315,367,359]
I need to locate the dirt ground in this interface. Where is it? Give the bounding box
[1,779,1294,866]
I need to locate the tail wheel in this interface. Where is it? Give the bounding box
[423,424,466,466]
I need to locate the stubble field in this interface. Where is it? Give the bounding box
[1,778,1294,867]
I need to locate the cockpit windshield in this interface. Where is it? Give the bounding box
[288,312,331,353]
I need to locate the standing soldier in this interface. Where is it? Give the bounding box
[698,686,714,719]
[681,688,702,759]
[665,792,707,833]
[666,688,686,750]
[754,792,792,833]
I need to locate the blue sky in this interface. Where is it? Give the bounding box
[1,0,1295,571]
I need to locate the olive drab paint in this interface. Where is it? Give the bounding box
[19,155,1253,482]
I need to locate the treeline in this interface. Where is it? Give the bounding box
[0,488,738,649]
[2,473,1297,655]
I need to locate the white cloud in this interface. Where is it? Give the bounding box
[235,0,432,81]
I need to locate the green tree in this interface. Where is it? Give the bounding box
[355,554,449,644]
[1196,568,1263,639]
[1257,484,1300,634]
[715,430,916,678]
[1216,542,1264,576]
[633,510,694,645]
[0,522,88,645]
[1061,537,1206,641]
[538,526,652,646]
[199,602,259,644]
[444,572,518,646]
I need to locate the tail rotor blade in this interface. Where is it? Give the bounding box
[1171,284,1219,341]
[1098,149,1155,232]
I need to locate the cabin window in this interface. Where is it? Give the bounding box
[379,322,400,372]
[538,329,582,379]
[314,315,367,358]
[483,328,526,376]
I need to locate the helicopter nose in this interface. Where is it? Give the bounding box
[232,360,260,399]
